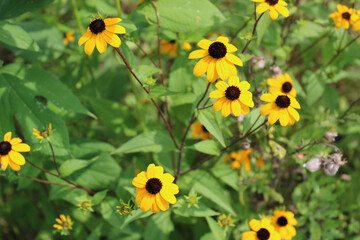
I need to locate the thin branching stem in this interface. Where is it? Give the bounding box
[325,34,360,67]
[241,10,264,54]
[48,140,60,176]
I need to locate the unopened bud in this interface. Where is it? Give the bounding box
[270,65,282,78]
[145,77,157,86]
[324,131,338,142]
[303,155,325,172]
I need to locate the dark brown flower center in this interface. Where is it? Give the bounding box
[277,216,288,226]
[0,141,11,155]
[266,0,279,5]
[89,19,106,34]
[342,12,351,20]
[145,178,162,194]
[202,126,209,133]
[257,228,270,240]
[208,42,227,59]
[282,82,292,93]
[275,95,290,108]
[169,40,176,43]
[225,86,241,100]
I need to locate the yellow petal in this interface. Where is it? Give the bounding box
[215,36,229,44]
[249,219,261,231]
[275,5,289,17]
[209,90,225,98]
[188,49,209,59]
[279,109,290,126]
[78,29,93,46]
[8,160,21,171]
[84,35,96,55]
[154,165,164,177]
[102,30,121,48]
[225,53,243,66]
[4,132,11,142]
[240,93,254,107]
[10,138,22,145]
[105,24,126,34]
[288,106,300,121]
[132,171,147,188]
[260,93,276,102]
[12,143,30,152]
[260,103,277,116]
[225,43,237,53]
[96,34,107,54]
[268,110,280,124]
[216,58,229,80]
[289,96,301,109]
[227,62,237,76]
[269,9,279,20]
[140,193,154,211]
[240,102,250,115]
[241,231,257,240]
[207,58,218,82]
[231,100,241,117]
[160,188,176,204]
[146,163,156,179]
[155,194,169,211]
[221,100,231,117]
[239,81,251,91]
[256,2,269,14]
[136,188,148,205]
[228,76,240,86]
[1,155,9,170]
[215,81,229,91]
[278,0,288,6]
[151,201,161,213]
[213,97,227,111]
[193,56,212,77]
[197,39,212,49]
[104,18,122,25]
[161,173,175,184]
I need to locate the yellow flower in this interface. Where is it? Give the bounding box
[226,148,253,171]
[330,4,359,29]
[132,164,179,213]
[33,123,52,141]
[209,76,254,117]
[53,214,73,230]
[270,210,297,240]
[191,121,213,140]
[260,91,300,126]
[77,200,93,211]
[252,0,290,20]
[160,40,177,57]
[353,10,360,31]
[78,17,126,55]
[266,73,296,97]
[63,31,75,45]
[0,132,30,171]
[242,218,281,240]
[189,36,243,82]
[181,42,192,50]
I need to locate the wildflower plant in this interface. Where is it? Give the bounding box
[0,0,359,239]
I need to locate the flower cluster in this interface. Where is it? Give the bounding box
[242,210,297,240]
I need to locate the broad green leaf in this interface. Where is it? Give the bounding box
[169,55,196,92]
[92,190,109,205]
[100,197,125,228]
[2,64,94,117]
[59,159,94,177]
[310,218,322,240]
[148,85,179,98]
[211,164,239,190]
[0,21,39,50]
[0,0,54,20]
[137,0,226,33]
[197,108,225,147]
[70,141,116,159]
[205,217,226,240]
[256,13,271,45]
[181,170,236,215]
[144,211,174,240]
[112,131,176,155]
[173,198,219,217]
[187,140,220,156]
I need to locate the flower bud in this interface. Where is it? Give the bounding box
[251,56,265,70]
[270,65,282,78]
[303,155,324,172]
[324,131,338,142]
[323,153,346,176]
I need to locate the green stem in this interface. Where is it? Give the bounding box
[116,0,122,17]
[70,0,84,33]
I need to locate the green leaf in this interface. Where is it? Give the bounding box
[173,198,219,217]
[197,108,225,147]
[211,164,239,190]
[137,0,225,33]
[70,141,116,159]
[181,170,236,215]
[0,0,55,20]
[310,218,322,240]
[144,211,174,240]
[112,131,176,155]
[92,190,109,205]
[148,85,179,98]
[187,140,220,156]
[243,108,266,134]
[0,21,39,50]
[59,159,94,177]
[256,13,271,45]
[205,217,225,240]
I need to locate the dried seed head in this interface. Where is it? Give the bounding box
[270,65,282,78]
[323,153,346,176]
[251,56,266,70]
[324,131,338,142]
[303,155,325,172]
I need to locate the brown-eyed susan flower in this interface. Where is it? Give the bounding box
[189,36,243,82]
[53,214,73,230]
[0,132,30,171]
[330,4,359,29]
[267,73,296,97]
[78,17,126,55]
[77,200,93,211]
[270,210,297,240]
[160,40,177,57]
[242,218,281,240]
[252,0,290,20]
[132,164,179,213]
[226,148,253,171]
[63,31,75,45]
[210,76,254,117]
[191,121,213,140]
[260,91,300,126]
[354,11,360,31]
[33,123,52,141]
